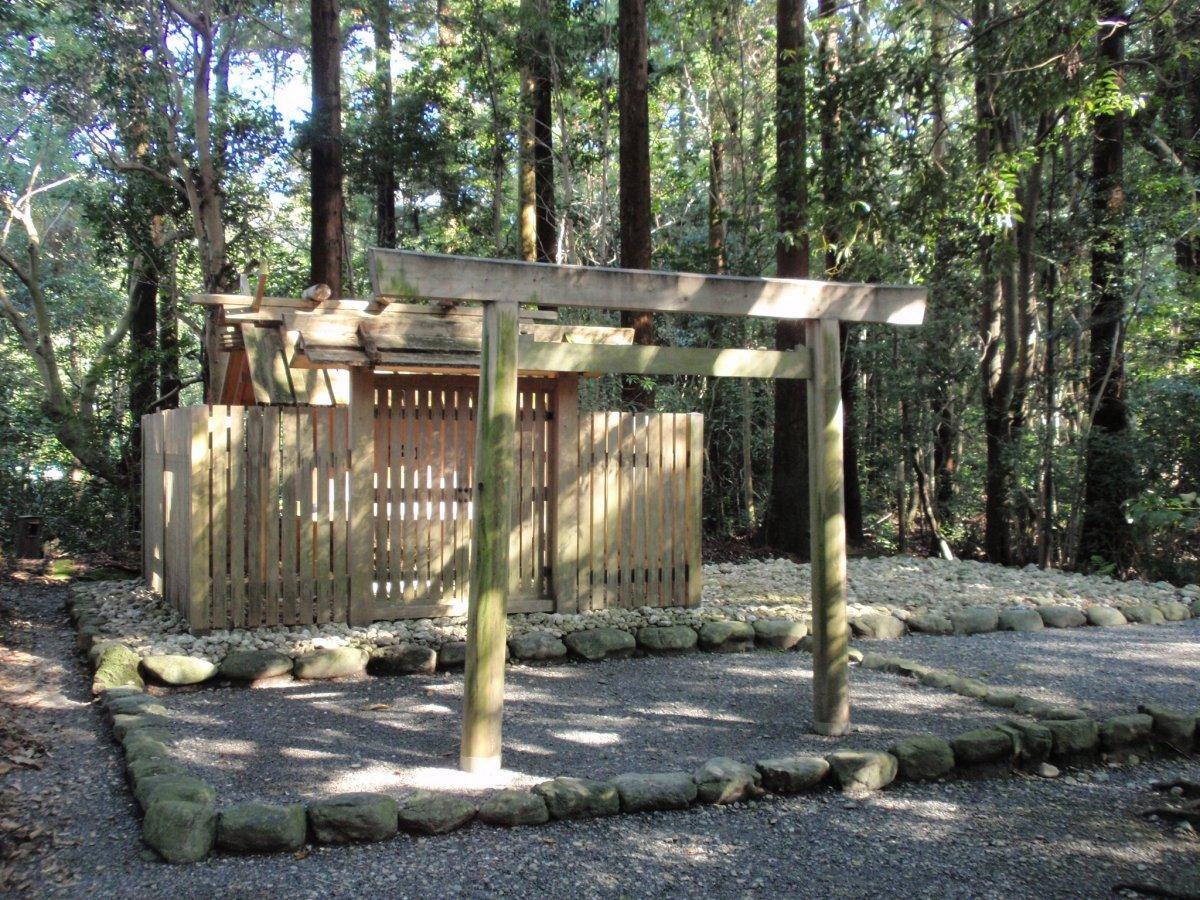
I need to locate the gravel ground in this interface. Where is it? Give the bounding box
[861,619,1200,717]
[165,653,1011,804]
[5,573,1200,899]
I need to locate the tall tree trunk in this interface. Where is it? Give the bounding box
[311,0,345,297]
[764,0,809,555]
[369,0,396,248]
[519,0,556,263]
[618,0,656,409]
[128,254,158,492]
[159,246,180,410]
[1079,3,1135,570]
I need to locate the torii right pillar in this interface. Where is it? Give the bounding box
[806,318,850,736]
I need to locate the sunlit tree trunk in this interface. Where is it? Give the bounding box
[311,0,344,297]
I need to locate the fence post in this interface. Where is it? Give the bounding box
[460,299,519,773]
[551,374,580,612]
[348,367,376,625]
[806,318,850,736]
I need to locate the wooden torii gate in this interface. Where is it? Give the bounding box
[368,249,927,773]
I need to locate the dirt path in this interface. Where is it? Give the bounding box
[3,575,1199,899]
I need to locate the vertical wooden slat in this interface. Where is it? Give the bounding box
[615,412,631,607]
[551,376,579,612]
[428,388,446,602]
[280,408,300,623]
[631,412,647,605]
[686,412,703,607]
[314,408,332,623]
[348,367,376,625]
[437,388,453,602]
[245,411,263,627]
[264,407,281,626]
[672,414,689,604]
[453,388,471,601]
[402,388,418,605]
[332,406,351,622]
[646,413,664,606]
[187,407,211,632]
[389,388,404,603]
[297,408,315,623]
[589,413,605,610]
[210,406,229,629]
[374,387,389,603]
[228,410,247,626]
[603,411,620,608]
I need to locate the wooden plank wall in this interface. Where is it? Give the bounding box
[141,400,702,631]
[571,411,702,610]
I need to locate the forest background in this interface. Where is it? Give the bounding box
[0,0,1197,582]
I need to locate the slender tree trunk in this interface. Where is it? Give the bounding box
[158,247,180,410]
[369,0,396,248]
[311,0,345,297]
[128,254,158,489]
[764,0,809,555]
[618,0,656,409]
[1079,2,1135,570]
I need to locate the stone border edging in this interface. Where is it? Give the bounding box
[65,583,1200,864]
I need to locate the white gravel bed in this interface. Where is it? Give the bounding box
[72,556,1200,665]
[162,651,1010,804]
[862,618,1200,717]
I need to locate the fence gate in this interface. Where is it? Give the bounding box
[367,375,556,620]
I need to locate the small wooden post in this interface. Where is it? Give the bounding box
[348,366,377,625]
[460,299,520,773]
[806,318,850,736]
[551,374,580,612]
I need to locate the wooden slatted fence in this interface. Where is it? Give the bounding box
[142,400,701,631]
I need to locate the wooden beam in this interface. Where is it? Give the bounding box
[347,368,376,626]
[518,339,812,378]
[460,299,519,774]
[195,293,560,321]
[369,249,927,324]
[807,318,850,736]
[241,325,296,404]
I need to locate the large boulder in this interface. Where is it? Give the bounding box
[889,735,955,781]
[698,620,756,653]
[563,628,637,662]
[1001,719,1053,763]
[219,649,294,683]
[1045,718,1099,756]
[122,733,172,765]
[1138,704,1197,749]
[532,777,619,820]
[636,625,698,654]
[293,647,368,680]
[397,791,476,835]
[693,757,762,804]
[950,607,999,635]
[1120,604,1165,626]
[142,800,216,864]
[755,756,829,794]
[134,774,216,812]
[507,631,568,663]
[141,654,217,686]
[753,619,808,650]
[367,644,438,676]
[908,613,953,636]
[92,644,143,694]
[612,773,698,813]
[850,613,906,640]
[307,793,399,844]
[1099,714,1153,751]
[1086,606,1127,627]
[478,790,550,827]
[437,642,468,669]
[827,751,898,794]
[1160,601,1191,622]
[998,608,1044,633]
[217,802,307,853]
[950,728,1014,765]
[1039,605,1086,629]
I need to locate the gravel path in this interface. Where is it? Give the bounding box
[861,620,1200,717]
[165,653,1010,803]
[4,573,1200,898]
